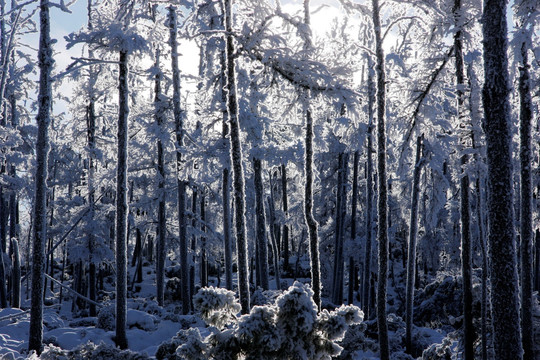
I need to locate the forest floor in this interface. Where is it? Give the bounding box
[0,259,538,359]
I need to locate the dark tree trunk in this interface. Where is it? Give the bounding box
[372,0,389,357]
[302,0,321,311]
[332,153,347,305]
[11,239,19,308]
[405,135,423,355]
[349,151,359,305]
[154,46,167,307]
[477,178,489,360]
[114,49,129,350]
[363,59,375,319]
[281,163,290,272]
[482,1,523,358]
[28,0,52,353]
[253,158,269,290]
[518,38,534,360]
[168,6,190,314]
[453,1,474,356]
[224,0,250,314]
[201,193,208,288]
[267,193,281,290]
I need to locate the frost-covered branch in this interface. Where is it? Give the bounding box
[382,16,423,43]
[400,44,454,152]
[44,274,102,307]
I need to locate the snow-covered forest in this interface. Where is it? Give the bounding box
[0,0,539,359]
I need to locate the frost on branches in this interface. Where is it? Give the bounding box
[158,282,363,360]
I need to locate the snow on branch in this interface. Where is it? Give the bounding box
[49,0,77,13]
[400,44,454,153]
[65,22,149,54]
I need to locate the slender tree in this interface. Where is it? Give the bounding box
[453,0,474,357]
[482,0,523,358]
[302,0,322,311]
[371,0,390,357]
[517,5,534,357]
[405,134,423,354]
[253,158,269,290]
[168,6,190,314]
[154,44,167,306]
[224,0,250,313]
[363,60,374,319]
[28,0,52,353]
[114,47,129,350]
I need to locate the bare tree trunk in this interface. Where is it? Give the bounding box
[281,163,290,273]
[518,38,534,360]
[224,0,250,313]
[482,1,523,358]
[363,59,375,319]
[253,158,269,290]
[349,151,359,305]
[201,193,208,288]
[332,153,347,305]
[11,239,19,308]
[453,1,474,357]
[405,135,423,355]
[477,177,489,360]
[114,49,129,350]
[28,0,52,353]
[371,0,389,357]
[302,0,321,311]
[168,6,190,314]
[267,193,281,290]
[154,46,167,307]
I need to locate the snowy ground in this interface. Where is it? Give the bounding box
[0,260,481,360]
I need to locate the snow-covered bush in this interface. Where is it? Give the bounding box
[166,282,363,359]
[156,328,208,360]
[126,309,157,331]
[38,342,150,360]
[96,305,115,331]
[193,286,241,329]
[165,277,182,301]
[421,335,457,360]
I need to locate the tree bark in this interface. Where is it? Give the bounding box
[11,238,19,308]
[518,39,534,360]
[302,0,321,311]
[114,49,129,350]
[363,62,375,318]
[453,1,474,357]
[372,0,389,357]
[224,0,250,314]
[281,163,290,272]
[253,158,269,290]
[482,1,523,358]
[349,151,359,305]
[168,6,190,314]
[405,135,423,355]
[154,46,167,307]
[28,0,52,353]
